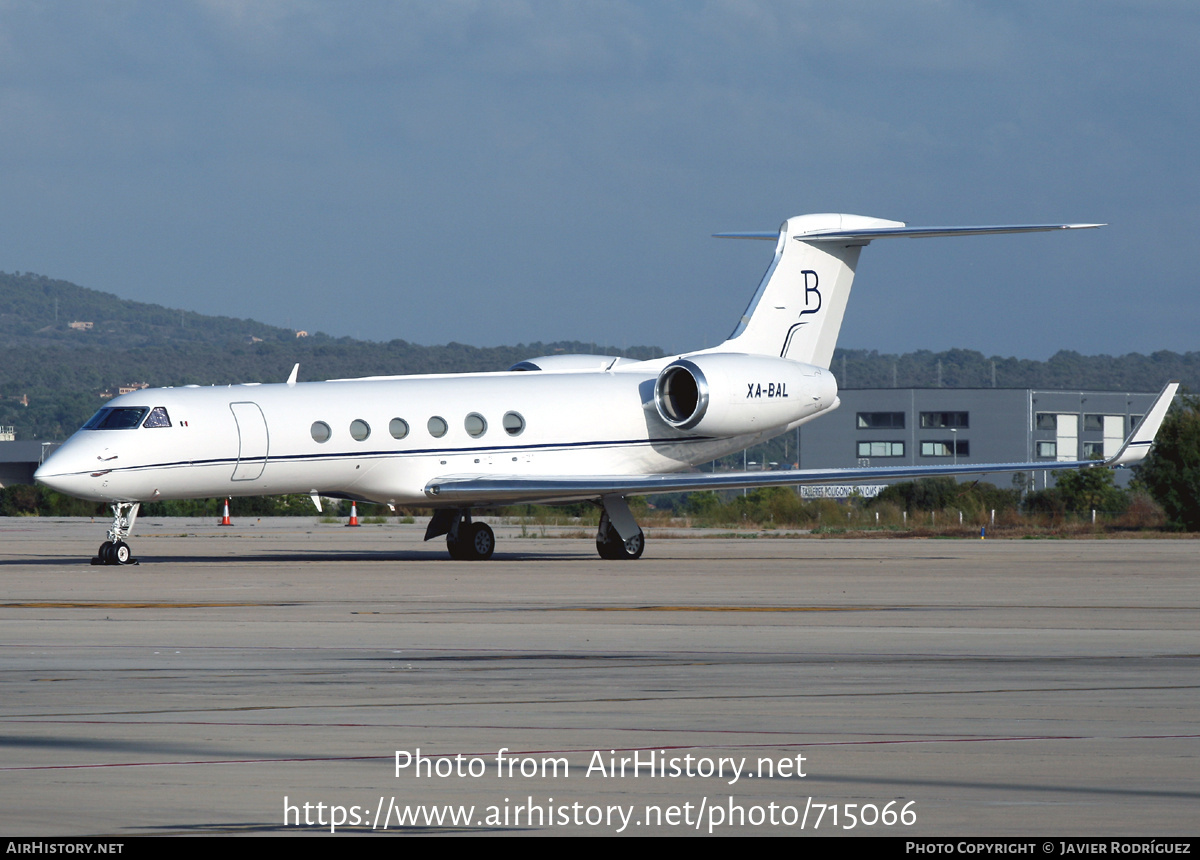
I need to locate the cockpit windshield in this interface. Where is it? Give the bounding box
[82,407,150,430]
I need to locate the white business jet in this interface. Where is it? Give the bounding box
[34,213,1178,565]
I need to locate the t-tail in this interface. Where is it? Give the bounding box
[712,213,1104,369]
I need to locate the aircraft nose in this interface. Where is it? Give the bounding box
[34,459,76,494]
[34,445,104,498]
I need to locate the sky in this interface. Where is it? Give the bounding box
[1,1,1196,360]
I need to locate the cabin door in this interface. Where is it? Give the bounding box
[230,401,269,481]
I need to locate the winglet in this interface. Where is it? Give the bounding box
[1105,381,1179,467]
[286,363,299,387]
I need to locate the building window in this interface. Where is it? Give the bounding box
[920,411,969,429]
[1083,414,1104,431]
[1083,441,1105,458]
[921,439,969,457]
[1037,441,1057,458]
[1130,415,1143,431]
[1035,413,1059,431]
[856,412,905,429]
[857,441,904,458]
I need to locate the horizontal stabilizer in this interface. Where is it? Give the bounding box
[716,222,1104,244]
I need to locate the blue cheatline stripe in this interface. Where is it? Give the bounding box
[54,434,719,479]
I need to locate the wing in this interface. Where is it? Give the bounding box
[425,382,1179,506]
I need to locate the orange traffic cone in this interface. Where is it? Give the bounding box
[219,498,233,526]
[346,501,360,527]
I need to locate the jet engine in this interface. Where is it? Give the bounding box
[653,353,837,437]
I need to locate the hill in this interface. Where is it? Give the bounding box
[0,271,1194,440]
[0,271,663,439]
[0,271,294,349]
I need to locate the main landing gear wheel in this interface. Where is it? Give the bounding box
[596,527,645,560]
[447,522,495,561]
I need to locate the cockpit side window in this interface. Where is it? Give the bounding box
[142,407,171,428]
[83,407,149,430]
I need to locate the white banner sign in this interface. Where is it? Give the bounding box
[799,485,886,499]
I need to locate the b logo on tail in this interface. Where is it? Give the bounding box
[779,269,822,357]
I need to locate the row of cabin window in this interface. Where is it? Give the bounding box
[310,411,526,444]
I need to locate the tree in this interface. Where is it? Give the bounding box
[1135,395,1200,531]
[873,477,1019,515]
[1052,467,1130,514]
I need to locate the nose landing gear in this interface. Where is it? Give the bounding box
[92,502,140,565]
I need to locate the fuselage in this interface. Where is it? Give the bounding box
[35,358,839,507]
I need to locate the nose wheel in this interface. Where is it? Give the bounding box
[92,502,140,565]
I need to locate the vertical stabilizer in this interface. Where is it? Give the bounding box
[715,213,903,368]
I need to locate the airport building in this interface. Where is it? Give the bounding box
[795,388,1164,491]
[0,441,60,488]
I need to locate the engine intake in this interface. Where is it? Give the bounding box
[655,360,709,429]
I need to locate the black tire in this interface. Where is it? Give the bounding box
[468,522,495,560]
[447,522,495,560]
[596,528,644,560]
[98,541,114,564]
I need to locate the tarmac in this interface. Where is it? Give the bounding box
[1,516,1197,836]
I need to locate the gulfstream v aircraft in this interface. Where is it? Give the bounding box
[35,213,1178,564]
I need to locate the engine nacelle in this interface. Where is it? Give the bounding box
[654,353,837,437]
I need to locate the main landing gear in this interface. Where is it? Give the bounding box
[595,508,645,560]
[93,502,140,565]
[423,496,646,561]
[425,509,495,560]
[449,519,496,561]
